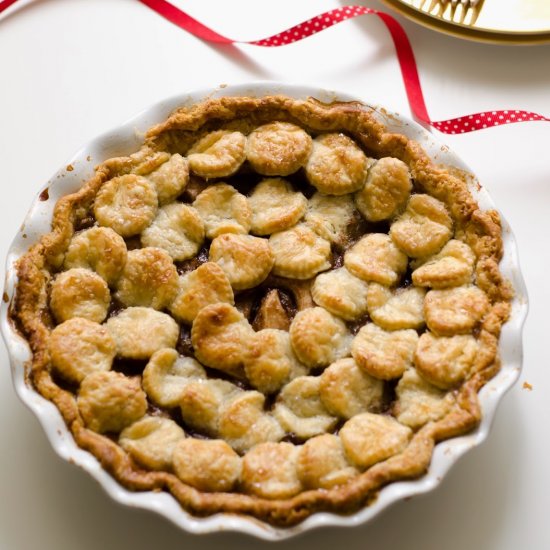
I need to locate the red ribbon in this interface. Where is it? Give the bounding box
[2,0,548,134]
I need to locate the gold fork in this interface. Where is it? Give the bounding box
[410,0,485,25]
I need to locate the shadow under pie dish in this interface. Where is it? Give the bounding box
[2,84,526,539]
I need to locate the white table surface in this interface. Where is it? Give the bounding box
[1,1,549,548]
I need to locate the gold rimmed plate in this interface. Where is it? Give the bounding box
[381,0,550,44]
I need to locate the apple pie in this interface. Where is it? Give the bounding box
[12,95,513,526]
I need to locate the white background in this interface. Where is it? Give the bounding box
[1,0,549,548]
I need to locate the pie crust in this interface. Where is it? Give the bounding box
[11,95,512,527]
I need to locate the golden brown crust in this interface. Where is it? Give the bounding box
[169,262,234,324]
[355,157,411,222]
[273,376,337,440]
[339,413,412,468]
[50,268,110,323]
[289,307,352,369]
[63,226,127,285]
[241,442,302,499]
[366,284,426,331]
[94,174,158,237]
[248,178,307,236]
[193,182,251,239]
[411,239,475,289]
[146,153,189,205]
[142,348,206,408]
[49,318,116,384]
[344,233,408,286]
[246,122,312,177]
[424,285,490,336]
[414,332,478,389]
[209,233,274,290]
[114,247,179,310]
[77,371,147,434]
[119,415,185,471]
[352,323,419,380]
[140,203,205,261]
[218,391,284,452]
[243,329,306,394]
[311,267,370,321]
[187,130,246,179]
[269,224,331,280]
[106,307,179,359]
[191,303,254,378]
[393,369,456,429]
[319,358,384,419]
[304,193,357,245]
[297,434,358,490]
[390,194,453,258]
[305,133,370,195]
[11,95,512,527]
[173,439,242,492]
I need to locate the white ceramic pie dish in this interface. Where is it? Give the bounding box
[0,82,528,540]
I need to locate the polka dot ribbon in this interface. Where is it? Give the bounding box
[2,0,548,134]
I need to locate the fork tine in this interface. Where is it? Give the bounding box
[449,2,459,20]
[468,4,482,25]
[455,4,467,24]
[463,0,484,25]
[418,0,484,25]
[413,0,484,24]
[441,1,453,19]
[419,0,440,14]
[475,0,485,18]
[429,0,441,13]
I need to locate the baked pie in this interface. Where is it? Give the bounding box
[12,95,513,527]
